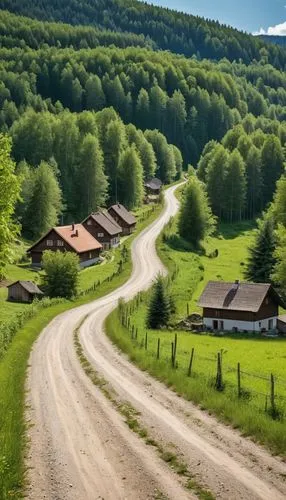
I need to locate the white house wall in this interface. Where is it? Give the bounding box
[203,316,278,332]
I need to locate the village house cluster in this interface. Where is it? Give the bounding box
[27,204,137,269]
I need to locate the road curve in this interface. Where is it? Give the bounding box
[27,183,286,500]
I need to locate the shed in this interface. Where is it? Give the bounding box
[7,280,44,303]
[144,178,163,195]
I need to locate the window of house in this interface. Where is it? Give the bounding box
[97,232,104,237]
[265,298,269,305]
[47,240,54,246]
[57,240,64,247]
[89,252,93,259]
[87,219,92,226]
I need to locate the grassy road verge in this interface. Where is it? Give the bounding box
[0,202,162,498]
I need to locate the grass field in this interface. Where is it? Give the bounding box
[106,218,286,456]
[0,202,162,499]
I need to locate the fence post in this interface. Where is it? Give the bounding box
[237,362,241,398]
[215,352,223,391]
[157,338,160,360]
[173,333,177,368]
[270,373,275,416]
[171,342,174,367]
[145,331,148,350]
[188,348,195,377]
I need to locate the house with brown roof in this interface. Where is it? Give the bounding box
[7,280,44,303]
[28,224,102,268]
[108,204,136,235]
[82,210,122,250]
[198,280,286,333]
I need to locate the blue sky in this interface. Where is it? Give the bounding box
[145,0,286,35]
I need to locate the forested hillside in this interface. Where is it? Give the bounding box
[1,0,286,69]
[259,36,286,48]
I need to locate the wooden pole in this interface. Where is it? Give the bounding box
[215,352,223,391]
[145,331,148,350]
[188,348,194,377]
[270,373,275,416]
[237,362,241,398]
[171,342,174,367]
[157,338,160,360]
[173,333,177,368]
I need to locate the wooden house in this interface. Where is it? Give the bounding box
[198,280,286,333]
[82,210,122,250]
[144,178,162,195]
[7,280,43,303]
[28,224,102,268]
[108,204,136,235]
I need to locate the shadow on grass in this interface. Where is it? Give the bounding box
[218,220,257,240]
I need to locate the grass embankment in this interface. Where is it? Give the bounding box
[106,220,286,456]
[0,202,161,499]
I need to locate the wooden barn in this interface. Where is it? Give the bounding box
[82,210,122,250]
[108,204,136,235]
[198,280,286,333]
[144,177,162,195]
[28,224,102,268]
[7,280,43,303]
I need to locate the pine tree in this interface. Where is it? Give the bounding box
[85,75,106,111]
[25,161,63,239]
[206,144,229,218]
[261,135,284,206]
[104,119,127,203]
[136,88,150,129]
[272,226,286,292]
[223,149,246,222]
[0,134,20,277]
[178,177,216,246]
[146,275,171,329]
[144,129,176,183]
[118,145,144,209]
[77,134,108,219]
[244,215,276,283]
[271,174,286,227]
[138,138,157,179]
[245,145,262,218]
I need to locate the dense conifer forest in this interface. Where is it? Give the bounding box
[0,1,286,287]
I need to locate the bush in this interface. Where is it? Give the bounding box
[42,250,79,299]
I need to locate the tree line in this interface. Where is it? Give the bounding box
[12,108,181,239]
[2,0,286,69]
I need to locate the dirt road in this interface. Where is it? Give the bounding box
[27,184,286,500]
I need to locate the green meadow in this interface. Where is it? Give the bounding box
[106,219,286,455]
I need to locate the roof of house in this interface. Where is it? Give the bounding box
[8,280,43,295]
[109,204,136,226]
[28,224,102,254]
[198,281,286,313]
[84,210,122,236]
[145,177,163,190]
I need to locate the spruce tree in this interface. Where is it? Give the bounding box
[206,144,229,218]
[146,275,171,329]
[178,177,216,246]
[223,149,246,222]
[118,145,144,209]
[261,135,284,206]
[272,226,286,292]
[85,75,106,111]
[244,215,276,283]
[77,134,108,218]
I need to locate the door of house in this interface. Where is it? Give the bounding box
[219,321,224,330]
[213,320,218,330]
[268,319,274,330]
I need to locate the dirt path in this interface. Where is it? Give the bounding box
[27,184,286,499]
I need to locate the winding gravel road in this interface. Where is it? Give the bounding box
[27,184,286,500]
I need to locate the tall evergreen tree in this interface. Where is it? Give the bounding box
[261,135,284,206]
[271,174,286,227]
[178,177,216,246]
[104,119,126,203]
[136,88,150,129]
[144,129,176,183]
[245,145,262,218]
[146,274,171,329]
[85,75,106,111]
[244,215,276,283]
[206,144,229,218]
[272,226,286,293]
[223,149,246,222]
[0,134,20,277]
[25,161,63,239]
[77,134,108,219]
[118,145,144,209]
[138,138,157,180]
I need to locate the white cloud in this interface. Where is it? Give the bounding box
[253,21,286,36]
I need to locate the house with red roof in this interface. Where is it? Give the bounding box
[27,224,102,268]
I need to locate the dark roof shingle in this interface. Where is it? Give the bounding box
[109,204,136,226]
[198,281,285,312]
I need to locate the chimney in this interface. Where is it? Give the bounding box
[75,229,78,237]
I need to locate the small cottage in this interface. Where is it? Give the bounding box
[8,280,43,303]
[108,204,136,235]
[145,177,162,195]
[28,224,102,268]
[83,210,122,250]
[198,280,286,333]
